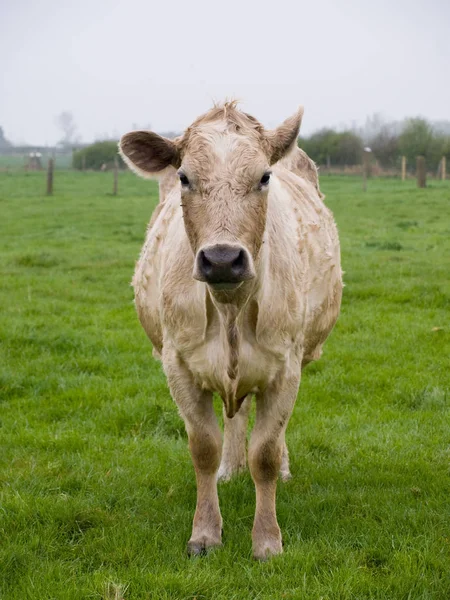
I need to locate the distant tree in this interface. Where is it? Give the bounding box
[73,141,123,170]
[398,118,434,164]
[369,127,400,168]
[432,120,450,136]
[0,126,12,149]
[441,135,450,159]
[299,129,336,165]
[56,111,79,147]
[357,112,388,143]
[336,131,364,166]
[299,129,363,166]
[428,134,450,172]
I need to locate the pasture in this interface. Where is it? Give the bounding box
[0,171,449,599]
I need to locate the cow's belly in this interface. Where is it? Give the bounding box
[184,334,285,399]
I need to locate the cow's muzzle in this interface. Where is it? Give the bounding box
[194,244,254,286]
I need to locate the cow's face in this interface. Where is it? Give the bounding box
[120,104,303,292]
[177,124,271,291]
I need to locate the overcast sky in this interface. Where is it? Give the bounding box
[1,0,449,145]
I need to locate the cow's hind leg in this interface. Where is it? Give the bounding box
[218,395,252,482]
[248,363,300,560]
[164,352,222,556]
[280,439,291,482]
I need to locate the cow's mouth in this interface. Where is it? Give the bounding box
[208,281,244,291]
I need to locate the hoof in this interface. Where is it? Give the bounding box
[187,536,222,557]
[252,537,283,561]
[280,470,292,482]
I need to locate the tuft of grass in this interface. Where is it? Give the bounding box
[396,220,419,230]
[15,252,61,268]
[103,581,129,600]
[365,240,403,251]
[0,171,449,599]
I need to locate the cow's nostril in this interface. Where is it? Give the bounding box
[231,250,246,275]
[199,250,213,276]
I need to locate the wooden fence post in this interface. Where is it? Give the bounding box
[46,158,54,195]
[442,156,446,181]
[401,156,406,181]
[416,156,426,188]
[362,148,371,192]
[113,158,118,196]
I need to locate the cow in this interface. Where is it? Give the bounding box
[119,102,342,560]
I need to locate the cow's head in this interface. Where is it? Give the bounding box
[120,102,303,293]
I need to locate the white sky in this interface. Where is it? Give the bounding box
[1,0,449,145]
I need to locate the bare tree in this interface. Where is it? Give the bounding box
[56,111,79,147]
[0,126,13,148]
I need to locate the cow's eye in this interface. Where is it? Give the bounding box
[178,172,190,187]
[260,171,271,187]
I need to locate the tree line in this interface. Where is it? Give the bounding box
[2,112,449,173]
[298,116,450,171]
[72,118,450,172]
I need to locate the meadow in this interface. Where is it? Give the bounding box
[0,170,449,599]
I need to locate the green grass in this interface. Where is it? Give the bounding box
[0,171,449,599]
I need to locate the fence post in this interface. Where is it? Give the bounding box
[113,158,118,196]
[401,156,406,181]
[46,158,54,195]
[82,155,86,172]
[442,156,447,181]
[416,156,426,188]
[362,148,371,192]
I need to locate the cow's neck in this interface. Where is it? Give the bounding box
[207,254,265,418]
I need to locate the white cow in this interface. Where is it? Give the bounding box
[119,102,342,559]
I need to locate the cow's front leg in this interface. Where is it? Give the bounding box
[248,364,300,560]
[164,353,222,556]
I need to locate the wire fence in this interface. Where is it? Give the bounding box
[0,149,447,187]
[0,148,73,171]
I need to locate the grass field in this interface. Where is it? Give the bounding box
[0,171,449,599]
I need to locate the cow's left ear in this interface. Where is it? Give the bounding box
[266,107,304,165]
[119,131,181,179]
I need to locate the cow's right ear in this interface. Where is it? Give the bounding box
[119,131,181,178]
